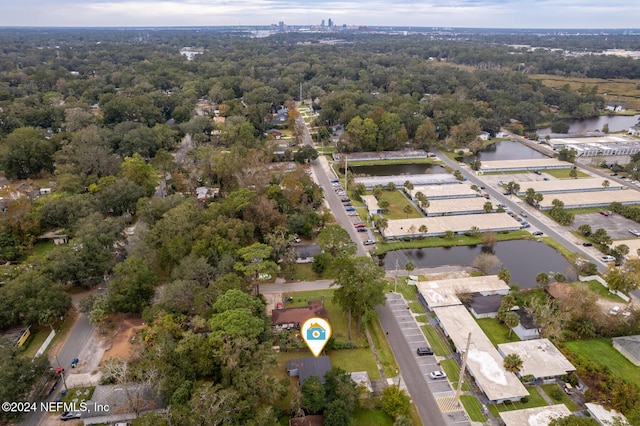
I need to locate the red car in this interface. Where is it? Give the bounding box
[354,223,366,228]
[599,211,609,216]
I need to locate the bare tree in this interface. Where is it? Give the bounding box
[472,253,501,275]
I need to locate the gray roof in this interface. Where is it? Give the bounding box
[468,294,503,314]
[294,244,321,259]
[286,356,332,384]
[515,309,537,330]
[613,335,640,361]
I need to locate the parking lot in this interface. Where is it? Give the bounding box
[573,212,640,241]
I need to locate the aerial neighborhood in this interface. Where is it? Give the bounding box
[1,23,640,426]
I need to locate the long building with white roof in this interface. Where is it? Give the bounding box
[497,339,575,382]
[499,405,572,426]
[479,158,572,173]
[537,189,640,210]
[381,213,522,239]
[515,178,625,196]
[422,197,490,216]
[416,275,510,309]
[408,183,478,200]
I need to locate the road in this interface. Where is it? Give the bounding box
[376,299,449,426]
[22,314,95,426]
[297,114,368,257]
[434,146,610,274]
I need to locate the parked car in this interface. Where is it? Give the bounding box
[348,212,358,216]
[343,202,352,206]
[599,211,610,216]
[341,197,350,202]
[61,412,82,421]
[532,231,544,236]
[629,230,640,237]
[519,211,528,217]
[345,207,356,211]
[582,242,592,247]
[330,179,339,183]
[429,371,447,379]
[483,193,490,199]
[534,170,541,175]
[417,347,433,356]
[521,222,531,228]
[357,228,368,233]
[602,255,616,262]
[354,223,366,229]
[293,237,301,243]
[609,306,621,315]
[364,239,376,245]
[479,186,486,189]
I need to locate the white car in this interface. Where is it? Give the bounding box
[609,306,621,315]
[364,239,375,246]
[429,371,447,380]
[602,255,616,262]
[629,230,640,237]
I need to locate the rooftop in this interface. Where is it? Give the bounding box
[272,300,327,326]
[433,305,528,401]
[408,183,478,199]
[383,213,522,238]
[354,174,458,188]
[361,195,381,211]
[537,189,640,209]
[515,178,625,194]
[480,158,572,171]
[548,134,636,146]
[468,293,504,314]
[497,339,575,378]
[286,356,332,384]
[612,335,640,361]
[416,275,510,309]
[585,403,628,426]
[424,197,489,215]
[499,404,572,426]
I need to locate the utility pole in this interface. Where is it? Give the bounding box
[394,259,399,293]
[454,332,472,408]
[54,354,68,393]
[299,81,303,106]
[344,154,348,195]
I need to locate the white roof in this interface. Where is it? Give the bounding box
[500,404,572,426]
[384,213,521,238]
[548,135,635,146]
[515,178,625,193]
[409,183,478,199]
[497,339,575,378]
[585,403,628,425]
[361,195,380,211]
[538,189,640,208]
[480,158,572,171]
[434,305,528,401]
[416,275,509,308]
[425,197,489,215]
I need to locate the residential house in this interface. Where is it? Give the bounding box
[512,309,540,341]
[271,300,328,331]
[286,356,332,385]
[467,293,503,319]
[294,244,321,263]
[497,339,575,383]
[361,195,383,216]
[289,415,324,426]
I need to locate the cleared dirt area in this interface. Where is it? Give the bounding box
[100,315,145,362]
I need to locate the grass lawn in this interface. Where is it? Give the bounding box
[565,207,603,215]
[489,387,548,415]
[460,395,488,422]
[544,169,590,179]
[349,158,439,167]
[328,348,381,380]
[476,318,521,347]
[573,280,626,303]
[292,263,322,281]
[414,315,428,323]
[385,279,419,302]
[374,231,532,254]
[377,190,421,220]
[540,383,580,411]
[20,326,49,358]
[565,338,640,388]
[59,386,95,408]
[408,301,426,314]
[274,351,307,411]
[367,318,399,378]
[439,359,472,392]
[420,324,451,357]
[287,289,368,346]
[353,408,394,426]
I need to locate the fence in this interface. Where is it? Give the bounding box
[33,329,56,359]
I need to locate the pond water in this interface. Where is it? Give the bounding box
[350,163,448,176]
[378,239,575,289]
[463,140,548,163]
[538,114,640,135]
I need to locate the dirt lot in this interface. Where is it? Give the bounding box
[100,315,145,363]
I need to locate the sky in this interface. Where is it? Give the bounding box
[0,0,639,29]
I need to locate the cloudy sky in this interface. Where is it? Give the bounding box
[1,0,638,28]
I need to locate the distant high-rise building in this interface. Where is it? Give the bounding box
[278,21,284,29]
[328,18,333,28]
[321,19,325,27]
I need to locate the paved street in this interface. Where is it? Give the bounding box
[377,294,470,426]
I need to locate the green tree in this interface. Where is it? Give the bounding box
[402,204,413,218]
[591,228,612,245]
[324,400,351,426]
[0,127,56,179]
[120,153,158,196]
[332,257,386,339]
[405,261,415,274]
[378,199,390,213]
[233,242,279,291]
[381,386,411,419]
[558,147,577,163]
[108,256,156,313]
[301,376,325,414]
[503,311,520,338]
[569,168,578,179]
[386,182,396,191]
[497,267,511,284]
[503,353,523,374]
[293,145,319,163]
[549,416,599,426]
[318,224,356,258]
[578,224,592,236]
[483,201,493,213]
[536,272,550,286]
[550,121,570,134]
[602,179,610,188]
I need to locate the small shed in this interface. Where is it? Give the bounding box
[612,335,640,366]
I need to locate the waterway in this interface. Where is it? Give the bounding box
[350,163,447,176]
[463,140,548,163]
[378,240,575,289]
[538,114,640,135]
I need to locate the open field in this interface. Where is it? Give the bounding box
[529,74,640,111]
[353,408,394,425]
[328,348,381,380]
[565,338,640,388]
[544,169,590,179]
[378,190,422,220]
[476,317,521,347]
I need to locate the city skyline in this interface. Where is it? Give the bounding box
[0,0,639,29]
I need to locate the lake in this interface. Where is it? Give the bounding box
[538,114,640,135]
[464,140,548,163]
[378,239,575,289]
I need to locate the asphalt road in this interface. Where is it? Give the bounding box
[376,299,448,426]
[434,147,610,273]
[298,115,368,257]
[22,314,95,426]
